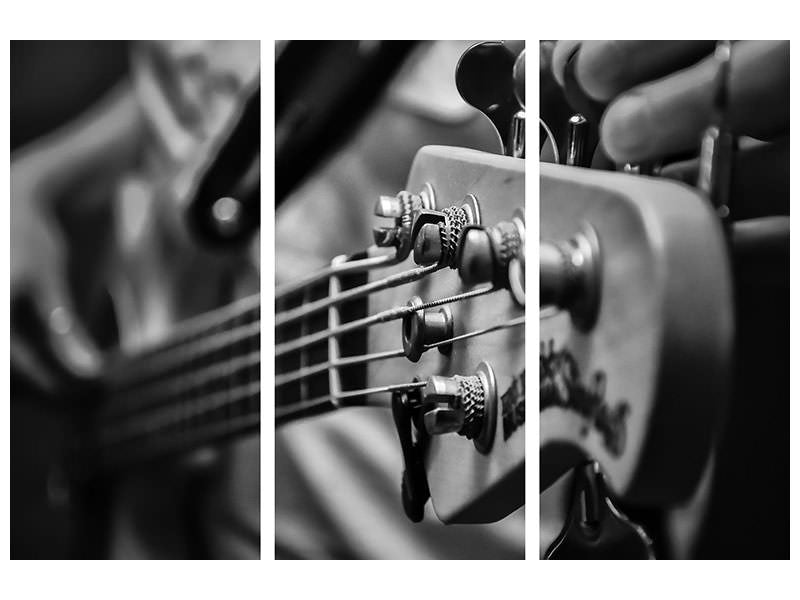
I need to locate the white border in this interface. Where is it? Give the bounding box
[1,2,797,598]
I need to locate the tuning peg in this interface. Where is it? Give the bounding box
[373,184,436,260]
[456,41,524,156]
[374,195,404,218]
[411,195,482,268]
[413,223,443,266]
[421,362,497,454]
[540,224,601,330]
[565,114,590,167]
[457,211,525,304]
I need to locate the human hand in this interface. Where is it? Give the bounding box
[549,40,789,164]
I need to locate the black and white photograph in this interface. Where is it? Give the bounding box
[10,40,261,559]
[275,40,526,559]
[539,40,789,559]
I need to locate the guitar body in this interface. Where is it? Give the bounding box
[369,146,525,523]
[540,162,733,506]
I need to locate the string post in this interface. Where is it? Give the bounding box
[373,184,436,261]
[421,361,498,454]
[422,376,464,434]
[412,195,482,269]
[540,222,601,330]
[402,295,454,363]
[458,209,526,302]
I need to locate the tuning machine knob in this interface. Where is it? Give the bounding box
[373,183,436,260]
[421,361,497,454]
[457,209,526,305]
[402,296,454,362]
[540,223,601,330]
[412,194,482,268]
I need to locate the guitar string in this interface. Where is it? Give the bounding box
[115,251,455,388]
[99,412,261,470]
[103,252,512,443]
[109,351,260,415]
[102,376,425,449]
[105,313,524,435]
[275,285,498,358]
[100,382,260,446]
[111,321,260,388]
[275,263,442,328]
[275,381,427,425]
[110,278,482,415]
[112,259,431,387]
[106,304,520,438]
[275,249,396,300]
[274,316,526,387]
[121,294,260,361]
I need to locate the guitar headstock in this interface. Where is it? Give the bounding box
[540,162,733,506]
[372,145,525,523]
[275,144,525,524]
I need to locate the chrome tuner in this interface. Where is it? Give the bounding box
[373,183,436,260]
[402,296,454,362]
[412,194,482,268]
[421,361,497,454]
[457,209,526,305]
[540,223,601,330]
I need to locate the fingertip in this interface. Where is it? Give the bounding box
[600,92,654,163]
[49,315,104,380]
[575,41,626,102]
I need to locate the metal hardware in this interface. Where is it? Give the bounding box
[412,195,482,268]
[421,361,497,454]
[458,209,525,300]
[455,41,525,157]
[402,295,454,362]
[565,114,589,167]
[540,223,601,330]
[697,40,734,221]
[373,183,436,260]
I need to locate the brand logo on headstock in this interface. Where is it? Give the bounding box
[501,371,525,441]
[540,340,629,456]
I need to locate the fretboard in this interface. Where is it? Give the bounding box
[91,295,260,472]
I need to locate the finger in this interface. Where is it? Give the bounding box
[602,40,789,163]
[34,273,103,380]
[575,41,716,102]
[659,137,788,219]
[540,41,575,162]
[551,40,582,87]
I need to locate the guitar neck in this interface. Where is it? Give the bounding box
[90,295,261,473]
